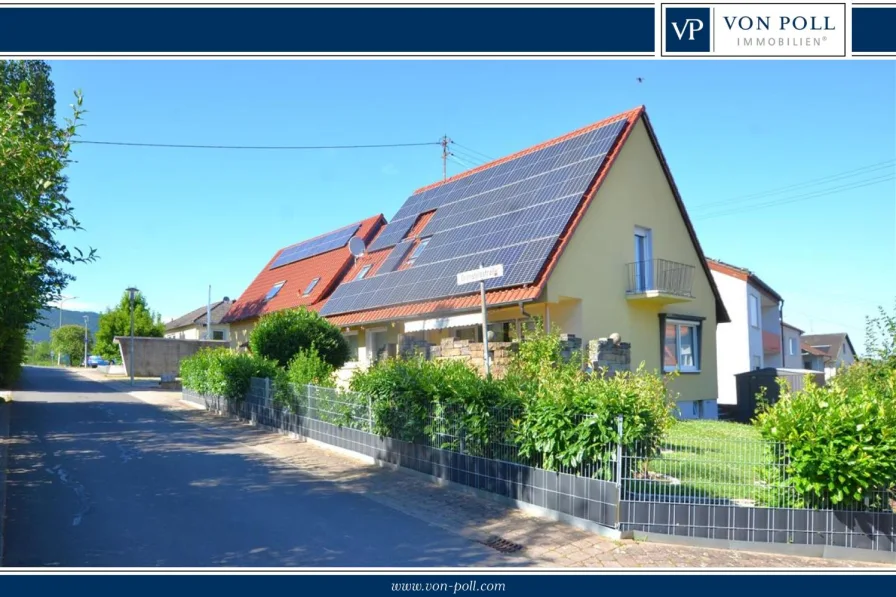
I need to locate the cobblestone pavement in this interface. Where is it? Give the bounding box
[75,370,890,569]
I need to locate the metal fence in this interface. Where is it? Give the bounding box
[182,378,896,555]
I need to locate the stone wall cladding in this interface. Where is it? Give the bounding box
[589,337,632,377]
[434,338,518,378]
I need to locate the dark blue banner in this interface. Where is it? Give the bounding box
[0,7,655,54]
[852,6,896,53]
[0,573,893,595]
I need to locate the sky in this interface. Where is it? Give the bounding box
[46,60,896,354]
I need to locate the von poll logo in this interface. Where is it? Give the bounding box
[666,8,711,52]
[662,4,846,57]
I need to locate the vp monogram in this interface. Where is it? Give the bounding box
[671,18,705,41]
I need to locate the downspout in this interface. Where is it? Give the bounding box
[779,299,785,368]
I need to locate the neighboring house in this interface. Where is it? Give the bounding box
[706,259,787,407]
[317,106,730,419]
[801,332,857,379]
[221,215,387,351]
[164,298,234,342]
[782,322,804,369]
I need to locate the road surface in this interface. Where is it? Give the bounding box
[3,366,501,567]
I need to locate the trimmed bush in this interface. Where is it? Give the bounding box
[249,307,350,369]
[756,364,896,507]
[180,348,279,401]
[287,348,336,388]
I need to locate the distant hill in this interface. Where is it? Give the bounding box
[27,307,101,343]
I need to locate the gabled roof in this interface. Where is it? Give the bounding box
[222,215,386,324]
[801,332,856,360]
[706,258,783,303]
[165,299,233,331]
[323,106,729,326]
[801,343,828,357]
[782,321,804,333]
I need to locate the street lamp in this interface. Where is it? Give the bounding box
[126,287,139,386]
[56,294,78,366]
[83,315,89,368]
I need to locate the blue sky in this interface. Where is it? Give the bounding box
[48,60,895,353]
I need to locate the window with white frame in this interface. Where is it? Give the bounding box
[663,319,700,372]
[344,331,360,362]
[788,337,797,355]
[748,294,760,328]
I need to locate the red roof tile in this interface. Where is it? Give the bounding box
[222,215,386,323]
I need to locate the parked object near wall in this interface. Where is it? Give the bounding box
[114,336,228,378]
[723,367,826,424]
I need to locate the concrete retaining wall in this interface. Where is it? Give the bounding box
[114,337,228,377]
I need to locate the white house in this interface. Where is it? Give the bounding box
[164,298,233,342]
[801,332,857,380]
[707,258,785,407]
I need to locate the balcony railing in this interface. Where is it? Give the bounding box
[626,258,695,299]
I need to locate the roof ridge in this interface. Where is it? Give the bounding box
[413,106,645,195]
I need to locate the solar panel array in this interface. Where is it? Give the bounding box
[269,222,361,270]
[320,118,629,317]
[377,239,415,274]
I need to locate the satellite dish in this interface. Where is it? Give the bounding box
[348,236,366,258]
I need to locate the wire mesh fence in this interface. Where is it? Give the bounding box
[620,437,896,513]
[191,378,896,516]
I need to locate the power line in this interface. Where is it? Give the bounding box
[451,141,494,162]
[692,174,894,220]
[689,160,896,210]
[449,147,488,167]
[72,139,441,150]
[448,155,479,170]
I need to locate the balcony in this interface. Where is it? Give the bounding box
[626,259,695,304]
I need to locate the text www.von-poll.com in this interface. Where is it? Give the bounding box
[392,581,506,593]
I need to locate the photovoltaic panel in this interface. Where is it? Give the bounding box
[378,239,415,274]
[269,222,361,270]
[320,117,629,317]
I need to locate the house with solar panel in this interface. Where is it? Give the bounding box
[316,106,730,418]
[220,215,386,350]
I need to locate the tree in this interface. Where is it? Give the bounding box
[249,307,350,370]
[864,297,896,367]
[0,60,95,386]
[51,324,91,366]
[93,291,166,361]
[25,340,52,364]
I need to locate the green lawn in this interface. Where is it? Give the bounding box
[627,420,787,505]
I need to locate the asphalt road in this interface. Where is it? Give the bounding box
[3,366,498,567]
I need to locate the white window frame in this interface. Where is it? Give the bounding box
[265,280,286,301]
[343,330,360,363]
[302,277,321,297]
[355,264,372,281]
[365,327,387,365]
[212,330,225,341]
[633,226,653,292]
[788,337,797,356]
[406,238,430,266]
[663,319,700,373]
[748,294,760,328]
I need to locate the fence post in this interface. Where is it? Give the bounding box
[615,415,624,530]
[307,383,313,416]
[615,415,624,485]
[264,377,271,404]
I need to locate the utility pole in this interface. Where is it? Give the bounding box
[440,135,452,180]
[206,285,212,340]
[83,315,89,367]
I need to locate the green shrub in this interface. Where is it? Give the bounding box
[756,365,896,507]
[249,307,350,369]
[511,364,678,475]
[0,327,26,387]
[287,348,336,388]
[180,348,279,401]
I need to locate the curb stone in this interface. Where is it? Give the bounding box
[0,394,11,567]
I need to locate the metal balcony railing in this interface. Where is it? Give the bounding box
[626,258,695,298]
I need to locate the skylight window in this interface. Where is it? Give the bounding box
[406,238,430,266]
[302,277,321,297]
[265,281,285,301]
[355,265,372,281]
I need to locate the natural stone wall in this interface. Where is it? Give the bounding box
[400,335,432,359]
[559,334,583,362]
[588,335,632,377]
[432,337,518,378]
